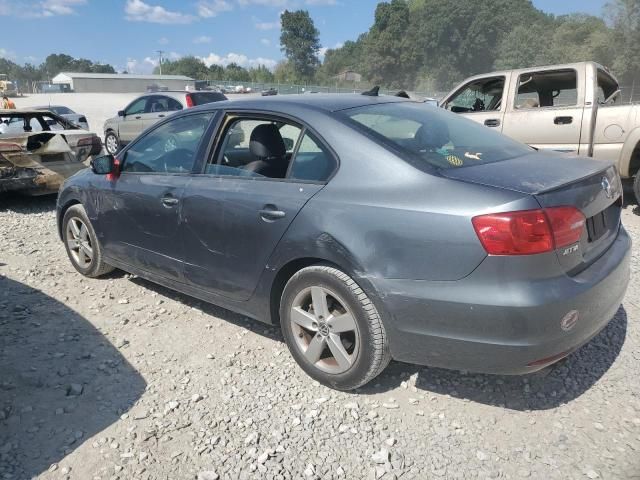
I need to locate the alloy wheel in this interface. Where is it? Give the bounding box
[66,217,94,269]
[105,134,118,154]
[289,286,360,374]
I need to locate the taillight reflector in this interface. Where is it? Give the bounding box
[472,206,585,256]
[185,94,194,108]
[0,142,23,152]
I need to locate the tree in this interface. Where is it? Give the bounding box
[280,9,321,80]
[363,0,417,88]
[155,56,209,79]
[606,0,640,85]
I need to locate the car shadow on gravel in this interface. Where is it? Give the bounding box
[0,275,146,478]
[128,276,285,343]
[365,306,628,410]
[0,192,57,213]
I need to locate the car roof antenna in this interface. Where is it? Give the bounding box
[361,86,380,96]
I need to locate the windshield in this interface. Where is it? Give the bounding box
[343,102,533,170]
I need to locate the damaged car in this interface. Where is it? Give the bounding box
[0,109,102,194]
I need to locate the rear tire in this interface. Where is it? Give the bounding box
[62,204,114,278]
[634,172,640,205]
[280,266,390,391]
[104,131,120,155]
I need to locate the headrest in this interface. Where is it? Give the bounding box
[249,123,286,160]
[415,121,450,150]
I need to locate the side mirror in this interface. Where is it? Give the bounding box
[90,154,116,175]
[117,110,125,117]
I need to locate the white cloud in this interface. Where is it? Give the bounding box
[253,15,280,30]
[126,58,140,73]
[0,48,15,60]
[194,35,212,44]
[197,0,232,17]
[41,0,86,16]
[158,37,169,45]
[200,52,277,70]
[125,0,196,24]
[0,0,87,17]
[260,38,271,46]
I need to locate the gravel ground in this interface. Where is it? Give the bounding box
[0,195,639,480]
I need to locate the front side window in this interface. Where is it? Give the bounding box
[125,98,147,116]
[122,113,213,174]
[515,70,578,109]
[207,118,302,178]
[446,77,505,113]
[345,102,532,170]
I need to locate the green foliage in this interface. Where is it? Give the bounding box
[0,53,116,91]
[606,0,640,85]
[321,0,634,91]
[280,9,321,80]
[154,56,210,79]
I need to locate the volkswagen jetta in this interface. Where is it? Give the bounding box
[57,94,631,390]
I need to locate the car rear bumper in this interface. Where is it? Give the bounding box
[374,226,631,374]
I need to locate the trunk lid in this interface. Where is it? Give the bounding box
[442,152,622,274]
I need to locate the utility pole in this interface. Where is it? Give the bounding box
[156,50,164,75]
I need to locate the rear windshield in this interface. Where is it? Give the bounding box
[189,91,227,106]
[343,102,532,170]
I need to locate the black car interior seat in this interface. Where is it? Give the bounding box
[244,123,289,178]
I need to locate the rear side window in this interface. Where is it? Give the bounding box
[122,113,213,174]
[289,132,335,182]
[189,91,227,106]
[345,102,532,170]
[515,70,578,109]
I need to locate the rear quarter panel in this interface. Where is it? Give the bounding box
[266,128,537,283]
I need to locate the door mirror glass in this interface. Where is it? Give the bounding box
[91,154,116,174]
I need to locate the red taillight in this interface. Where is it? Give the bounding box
[472,206,585,256]
[545,206,585,248]
[185,93,194,108]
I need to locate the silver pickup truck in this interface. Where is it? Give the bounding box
[441,61,640,202]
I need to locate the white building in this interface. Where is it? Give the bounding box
[52,72,195,93]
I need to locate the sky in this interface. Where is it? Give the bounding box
[0,0,609,75]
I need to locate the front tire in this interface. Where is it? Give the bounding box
[62,204,114,278]
[280,266,390,391]
[634,172,640,205]
[104,131,120,155]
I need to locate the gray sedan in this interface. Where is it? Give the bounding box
[57,94,630,390]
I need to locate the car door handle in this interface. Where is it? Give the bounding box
[158,114,165,118]
[161,196,179,207]
[135,116,141,119]
[484,118,500,127]
[259,206,286,220]
[554,116,573,125]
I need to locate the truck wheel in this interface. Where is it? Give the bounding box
[634,172,640,205]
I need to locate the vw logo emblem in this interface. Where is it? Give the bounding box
[318,322,330,336]
[601,176,613,199]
